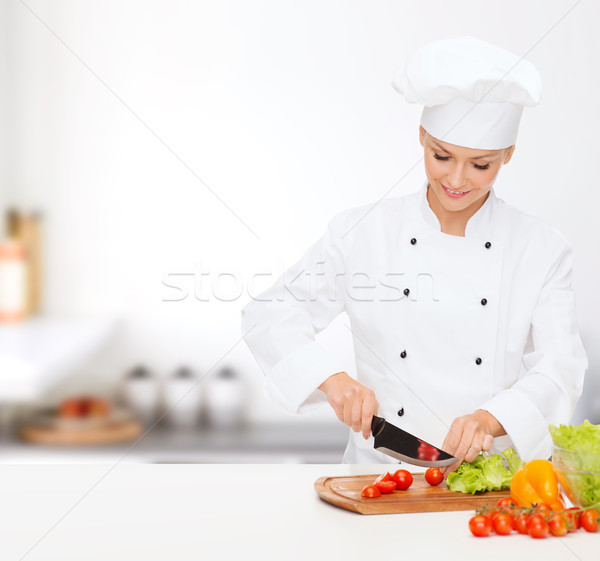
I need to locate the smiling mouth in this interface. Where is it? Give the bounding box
[441,184,471,196]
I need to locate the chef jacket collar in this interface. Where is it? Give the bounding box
[419,182,496,239]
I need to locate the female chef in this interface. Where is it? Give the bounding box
[241,37,587,467]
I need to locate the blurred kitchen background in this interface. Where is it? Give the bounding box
[0,1,599,464]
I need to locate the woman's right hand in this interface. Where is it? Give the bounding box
[318,372,379,439]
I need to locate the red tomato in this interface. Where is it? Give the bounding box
[424,468,443,486]
[527,514,549,539]
[496,498,516,509]
[492,513,514,535]
[565,507,581,531]
[548,513,568,537]
[549,499,565,512]
[373,472,394,485]
[514,513,530,535]
[376,480,397,494]
[361,485,381,498]
[534,502,551,512]
[392,469,413,491]
[469,515,493,537]
[58,398,84,418]
[487,508,501,520]
[580,509,600,533]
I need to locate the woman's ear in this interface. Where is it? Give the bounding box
[419,125,426,147]
[504,145,515,164]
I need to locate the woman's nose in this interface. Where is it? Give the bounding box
[447,164,467,189]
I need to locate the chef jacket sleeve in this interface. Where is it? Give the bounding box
[241,212,350,414]
[479,239,588,460]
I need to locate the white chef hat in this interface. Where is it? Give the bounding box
[392,36,543,149]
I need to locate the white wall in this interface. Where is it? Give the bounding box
[0,0,9,232]
[5,0,600,423]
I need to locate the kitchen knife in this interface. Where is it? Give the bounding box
[371,415,457,468]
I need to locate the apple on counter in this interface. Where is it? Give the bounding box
[58,396,112,419]
[18,395,142,445]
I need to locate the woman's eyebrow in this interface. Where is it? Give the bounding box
[431,141,451,154]
[430,140,495,159]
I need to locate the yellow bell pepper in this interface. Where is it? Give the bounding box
[510,459,560,507]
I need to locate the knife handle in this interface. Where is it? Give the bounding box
[371,415,385,438]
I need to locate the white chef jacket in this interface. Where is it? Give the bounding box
[241,183,587,464]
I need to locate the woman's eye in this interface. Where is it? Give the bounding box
[433,153,449,161]
[473,163,490,170]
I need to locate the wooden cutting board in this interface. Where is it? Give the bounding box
[314,473,511,515]
[19,418,143,445]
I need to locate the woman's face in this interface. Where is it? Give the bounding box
[419,126,514,213]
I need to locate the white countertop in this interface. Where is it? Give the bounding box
[0,464,596,561]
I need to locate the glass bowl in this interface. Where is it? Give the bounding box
[552,446,600,508]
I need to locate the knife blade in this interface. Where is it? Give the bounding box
[371,415,457,468]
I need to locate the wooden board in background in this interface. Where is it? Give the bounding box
[19,418,143,445]
[315,473,511,515]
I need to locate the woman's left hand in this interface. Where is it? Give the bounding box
[440,409,506,476]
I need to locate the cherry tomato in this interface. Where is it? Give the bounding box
[374,472,394,485]
[361,485,381,498]
[533,502,551,512]
[392,469,413,491]
[527,514,549,539]
[580,508,600,533]
[548,513,568,537]
[492,512,514,535]
[514,512,530,535]
[549,498,565,512]
[497,498,516,508]
[487,508,501,520]
[469,515,493,537]
[376,480,397,494]
[565,507,581,531]
[425,468,443,486]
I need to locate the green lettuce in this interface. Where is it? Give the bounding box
[549,420,600,470]
[445,467,487,494]
[446,448,523,494]
[549,420,600,507]
[502,447,525,475]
